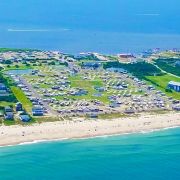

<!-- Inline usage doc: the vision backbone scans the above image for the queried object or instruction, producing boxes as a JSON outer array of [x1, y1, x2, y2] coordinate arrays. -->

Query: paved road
[[19, 76, 58, 116]]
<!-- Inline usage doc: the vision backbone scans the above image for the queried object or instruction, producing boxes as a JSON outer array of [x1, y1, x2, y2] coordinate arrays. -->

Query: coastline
[[0, 112, 180, 147]]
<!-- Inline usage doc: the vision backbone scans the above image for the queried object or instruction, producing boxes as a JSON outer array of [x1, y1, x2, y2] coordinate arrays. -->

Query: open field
[[11, 86, 32, 112], [145, 74, 180, 100]]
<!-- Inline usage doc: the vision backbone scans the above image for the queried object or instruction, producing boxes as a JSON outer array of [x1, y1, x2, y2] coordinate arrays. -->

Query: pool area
[[6, 69, 33, 75]]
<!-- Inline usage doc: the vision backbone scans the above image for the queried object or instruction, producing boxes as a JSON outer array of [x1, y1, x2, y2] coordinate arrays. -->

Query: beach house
[[4, 106, 14, 120], [32, 106, 44, 116], [168, 81, 180, 92]]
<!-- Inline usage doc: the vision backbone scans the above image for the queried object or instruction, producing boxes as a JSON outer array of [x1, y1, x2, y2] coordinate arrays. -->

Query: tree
[[4, 60, 12, 64], [48, 61, 56, 65]]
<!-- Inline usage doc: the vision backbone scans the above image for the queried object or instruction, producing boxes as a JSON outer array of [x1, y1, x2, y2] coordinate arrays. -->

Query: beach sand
[[0, 112, 180, 147]]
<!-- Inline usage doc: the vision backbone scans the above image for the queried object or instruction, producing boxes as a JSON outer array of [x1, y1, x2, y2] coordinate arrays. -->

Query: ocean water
[[1, 128, 180, 180], [0, 0, 180, 54]]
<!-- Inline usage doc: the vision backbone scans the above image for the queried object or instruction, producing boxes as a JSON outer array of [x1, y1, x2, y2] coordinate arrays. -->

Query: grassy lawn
[[11, 86, 32, 113], [3, 120, 16, 126], [98, 113, 127, 120], [146, 74, 180, 100], [0, 101, 15, 107], [3, 65, 33, 71], [68, 75, 111, 103]]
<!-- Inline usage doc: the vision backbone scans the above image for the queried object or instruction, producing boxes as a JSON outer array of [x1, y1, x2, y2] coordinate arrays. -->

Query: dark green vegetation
[[11, 87, 32, 112], [103, 61, 163, 78], [75, 54, 99, 61], [0, 72, 17, 103], [103, 61, 180, 100], [0, 48, 37, 52], [154, 58, 180, 76]]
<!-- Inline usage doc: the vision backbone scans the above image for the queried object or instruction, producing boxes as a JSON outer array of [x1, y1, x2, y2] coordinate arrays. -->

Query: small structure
[[32, 106, 44, 116], [16, 102, 23, 111], [19, 114, 31, 122], [172, 104, 180, 111], [118, 53, 135, 58], [82, 62, 101, 69], [168, 81, 180, 92], [0, 83, 7, 91], [4, 106, 14, 120], [124, 108, 135, 114], [89, 113, 98, 118]]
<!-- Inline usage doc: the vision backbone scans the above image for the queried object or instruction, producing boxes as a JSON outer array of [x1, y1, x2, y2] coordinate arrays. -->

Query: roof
[[32, 105, 43, 110], [5, 106, 12, 111], [168, 81, 180, 86], [20, 115, 31, 122], [0, 83, 6, 87]]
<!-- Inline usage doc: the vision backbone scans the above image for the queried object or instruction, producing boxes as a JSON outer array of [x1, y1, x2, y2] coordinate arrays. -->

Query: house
[[4, 112, 14, 120], [168, 81, 180, 92], [0, 83, 7, 91], [0, 90, 9, 96], [19, 114, 31, 122], [94, 86, 106, 92], [5, 106, 13, 113], [172, 104, 180, 111], [32, 106, 44, 116], [109, 102, 120, 108], [106, 68, 127, 74], [82, 62, 101, 69], [4, 106, 14, 120], [124, 108, 135, 114], [16, 102, 23, 111], [89, 113, 98, 118], [118, 53, 135, 58]]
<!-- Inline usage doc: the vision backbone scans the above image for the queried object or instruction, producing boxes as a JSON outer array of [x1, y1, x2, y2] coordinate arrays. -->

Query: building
[[16, 102, 23, 111], [89, 113, 98, 118], [4, 106, 14, 120], [124, 108, 135, 114], [32, 106, 44, 116], [19, 114, 31, 122], [173, 105, 180, 111], [82, 62, 101, 69], [118, 53, 135, 58], [168, 81, 180, 92], [0, 83, 7, 91]]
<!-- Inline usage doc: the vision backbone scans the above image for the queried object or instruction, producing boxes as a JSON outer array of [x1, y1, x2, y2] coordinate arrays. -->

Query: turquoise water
[[0, 0, 180, 53], [1, 128, 180, 180]]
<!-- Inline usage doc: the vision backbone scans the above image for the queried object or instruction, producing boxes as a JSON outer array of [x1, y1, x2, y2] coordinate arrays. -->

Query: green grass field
[[68, 75, 110, 103], [0, 101, 14, 107], [11, 86, 32, 112], [146, 74, 180, 100]]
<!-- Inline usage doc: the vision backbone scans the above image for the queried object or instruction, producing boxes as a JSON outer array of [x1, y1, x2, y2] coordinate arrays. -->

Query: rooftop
[[168, 81, 180, 86]]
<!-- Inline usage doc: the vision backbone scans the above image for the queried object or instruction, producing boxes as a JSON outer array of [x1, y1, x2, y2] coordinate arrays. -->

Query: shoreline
[[0, 112, 180, 147]]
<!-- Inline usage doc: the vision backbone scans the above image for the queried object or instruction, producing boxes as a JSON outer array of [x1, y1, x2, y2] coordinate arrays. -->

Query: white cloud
[[136, 13, 160, 16], [7, 28, 70, 32]]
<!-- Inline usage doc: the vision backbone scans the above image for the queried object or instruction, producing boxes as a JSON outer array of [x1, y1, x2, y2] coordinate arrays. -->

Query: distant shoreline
[[0, 112, 179, 147]]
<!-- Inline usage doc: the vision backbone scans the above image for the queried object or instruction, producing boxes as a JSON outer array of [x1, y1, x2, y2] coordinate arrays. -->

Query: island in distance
[[0, 48, 179, 146]]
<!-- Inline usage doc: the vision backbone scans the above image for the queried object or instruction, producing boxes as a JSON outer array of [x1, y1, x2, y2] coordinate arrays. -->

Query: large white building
[[168, 81, 180, 92]]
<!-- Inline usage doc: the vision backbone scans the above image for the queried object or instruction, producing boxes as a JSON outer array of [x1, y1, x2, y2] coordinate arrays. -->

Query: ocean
[[0, 0, 180, 54], [1, 1, 180, 179], [0, 128, 180, 180]]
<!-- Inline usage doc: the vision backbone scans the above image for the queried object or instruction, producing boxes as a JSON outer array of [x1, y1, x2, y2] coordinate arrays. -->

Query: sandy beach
[[0, 112, 180, 147]]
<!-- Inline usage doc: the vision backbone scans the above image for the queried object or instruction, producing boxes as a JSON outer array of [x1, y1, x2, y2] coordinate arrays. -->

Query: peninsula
[[0, 48, 180, 146]]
